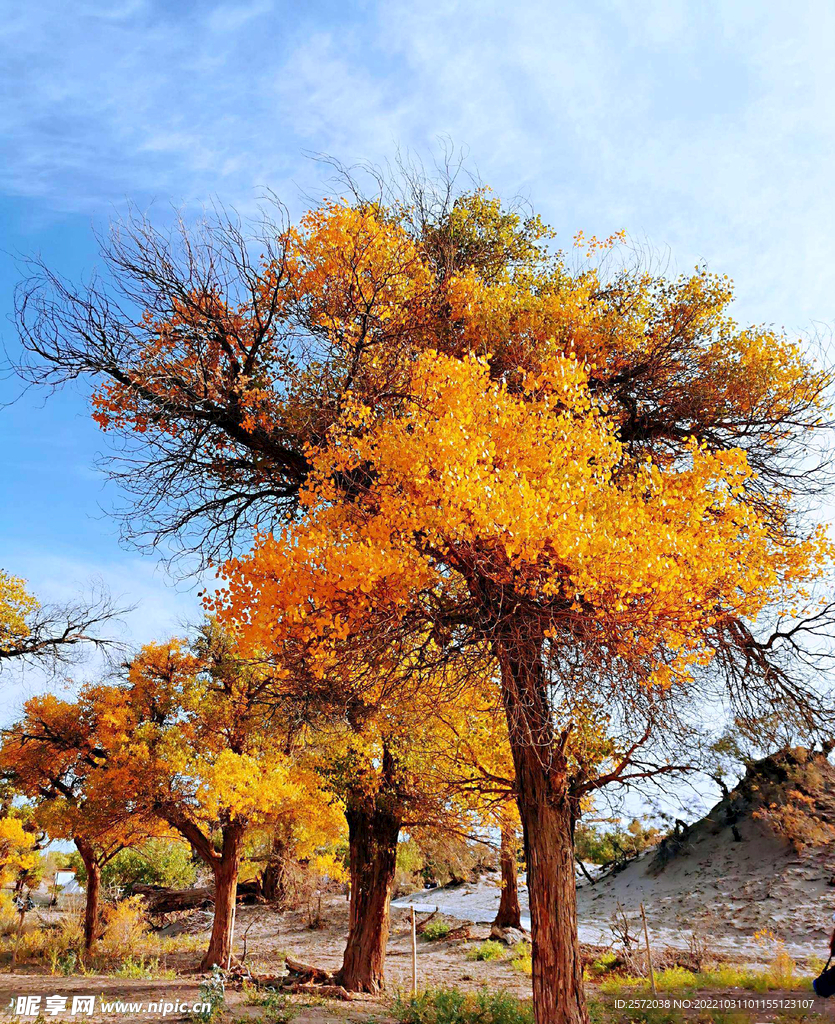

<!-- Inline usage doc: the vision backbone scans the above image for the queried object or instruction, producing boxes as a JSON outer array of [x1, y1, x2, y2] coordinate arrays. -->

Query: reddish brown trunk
[[335, 783, 402, 993], [496, 627, 587, 1024], [200, 824, 243, 971], [494, 822, 522, 929], [75, 838, 101, 953]]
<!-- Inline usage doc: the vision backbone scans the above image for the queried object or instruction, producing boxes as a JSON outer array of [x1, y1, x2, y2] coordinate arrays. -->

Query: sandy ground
[[3, 885, 835, 1022], [395, 816, 835, 963]]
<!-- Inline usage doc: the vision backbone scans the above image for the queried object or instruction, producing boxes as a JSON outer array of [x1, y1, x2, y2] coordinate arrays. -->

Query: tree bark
[[261, 836, 287, 903], [335, 776, 402, 993], [75, 838, 101, 953], [496, 625, 587, 1024], [494, 821, 522, 930], [200, 824, 243, 971]]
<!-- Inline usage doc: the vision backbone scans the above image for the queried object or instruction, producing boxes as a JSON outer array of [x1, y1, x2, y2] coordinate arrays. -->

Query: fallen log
[[132, 880, 262, 915], [284, 956, 333, 985]]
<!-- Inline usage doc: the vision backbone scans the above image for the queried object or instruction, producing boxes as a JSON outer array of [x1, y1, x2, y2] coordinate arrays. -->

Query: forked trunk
[[496, 625, 587, 1024], [200, 824, 243, 971], [75, 838, 101, 953], [336, 782, 402, 993], [493, 822, 522, 930]]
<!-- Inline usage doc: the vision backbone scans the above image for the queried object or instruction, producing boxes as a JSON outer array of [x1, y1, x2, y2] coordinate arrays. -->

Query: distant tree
[[65, 839, 198, 893], [0, 815, 37, 891], [0, 693, 160, 950], [108, 631, 342, 970], [574, 820, 662, 869]]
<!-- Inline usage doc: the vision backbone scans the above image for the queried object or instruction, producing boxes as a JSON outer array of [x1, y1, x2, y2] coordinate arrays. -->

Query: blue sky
[[1, 0, 834, 726]]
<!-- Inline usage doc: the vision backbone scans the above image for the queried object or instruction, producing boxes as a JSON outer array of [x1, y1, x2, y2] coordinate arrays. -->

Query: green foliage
[[465, 939, 506, 961], [397, 838, 425, 875], [393, 988, 533, 1024], [587, 951, 619, 977], [422, 920, 451, 941], [243, 988, 296, 1024], [52, 948, 80, 976], [396, 838, 427, 891], [64, 839, 196, 891], [509, 941, 531, 975], [575, 819, 662, 868], [193, 965, 226, 1023], [596, 963, 817, 997]]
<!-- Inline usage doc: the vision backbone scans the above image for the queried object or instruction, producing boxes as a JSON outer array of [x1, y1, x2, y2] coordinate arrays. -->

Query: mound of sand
[[395, 747, 835, 962]]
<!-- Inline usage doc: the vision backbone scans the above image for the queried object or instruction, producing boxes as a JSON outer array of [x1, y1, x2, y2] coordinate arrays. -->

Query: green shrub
[[422, 920, 451, 941], [65, 839, 197, 892], [509, 941, 531, 975], [653, 967, 698, 992], [394, 988, 533, 1024], [192, 965, 225, 1023], [587, 951, 619, 977], [466, 939, 506, 962]]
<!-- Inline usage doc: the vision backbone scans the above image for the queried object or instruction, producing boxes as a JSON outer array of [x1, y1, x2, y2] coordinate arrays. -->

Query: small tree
[[0, 815, 37, 890], [109, 631, 342, 970], [0, 693, 158, 950]]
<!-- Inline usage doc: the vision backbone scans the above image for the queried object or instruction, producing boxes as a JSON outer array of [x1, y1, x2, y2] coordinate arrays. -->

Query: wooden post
[[410, 906, 417, 995], [227, 899, 237, 970], [12, 905, 25, 966], [640, 903, 657, 996]]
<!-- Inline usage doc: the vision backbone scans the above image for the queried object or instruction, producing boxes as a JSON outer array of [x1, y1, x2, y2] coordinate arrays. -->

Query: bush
[[587, 951, 619, 977], [509, 941, 531, 975], [193, 965, 226, 1023], [394, 988, 533, 1024], [466, 939, 506, 962], [99, 896, 149, 956], [422, 920, 451, 941], [653, 967, 698, 992], [2, 915, 84, 967]]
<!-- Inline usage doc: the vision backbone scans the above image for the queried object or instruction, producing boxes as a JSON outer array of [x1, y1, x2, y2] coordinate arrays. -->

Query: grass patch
[[587, 951, 620, 978], [112, 955, 176, 980], [240, 985, 296, 1023], [394, 988, 533, 1024], [596, 962, 817, 997], [465, 939, 506, 962]]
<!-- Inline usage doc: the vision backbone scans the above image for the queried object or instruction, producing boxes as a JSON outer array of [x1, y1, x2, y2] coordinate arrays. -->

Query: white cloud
[[1, 0, 833, 333]]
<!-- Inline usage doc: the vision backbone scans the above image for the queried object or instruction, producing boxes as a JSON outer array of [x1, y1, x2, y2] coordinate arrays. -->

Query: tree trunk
[[335, 776, 402, 993], [496, 626, 587, 1024], [261, 836, 287, 903], [75, 838, 101, 953], [494, 822, 522, 929], [200, 824, 243, 971]]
